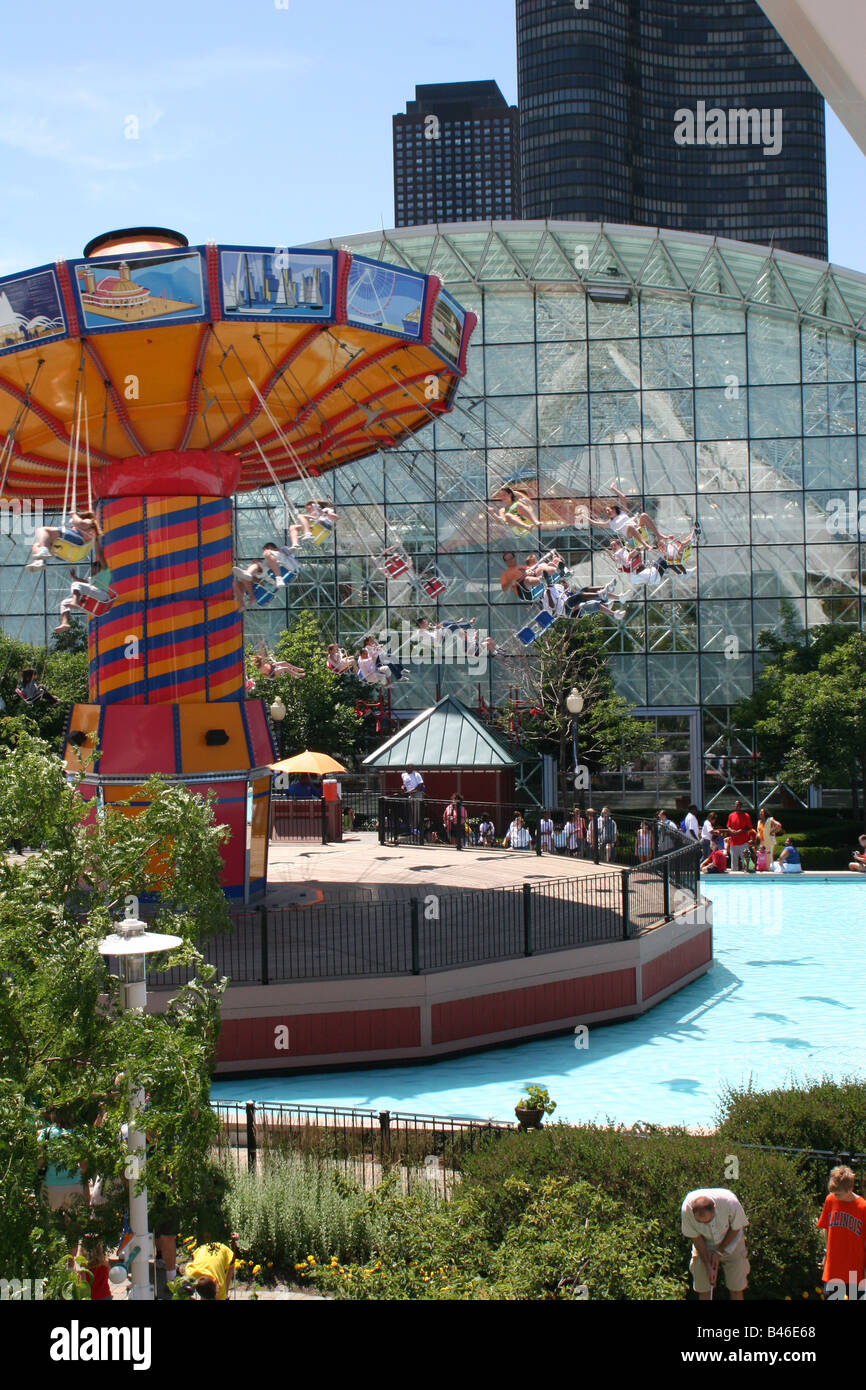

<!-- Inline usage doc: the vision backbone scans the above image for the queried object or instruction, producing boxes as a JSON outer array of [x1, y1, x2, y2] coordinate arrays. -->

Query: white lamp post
[[269, 697, 286, 759], [98, 917, 182, 1301], [566, 688, 586, 806]]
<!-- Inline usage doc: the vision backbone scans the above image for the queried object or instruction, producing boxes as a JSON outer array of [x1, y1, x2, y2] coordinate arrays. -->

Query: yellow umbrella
[[269, 750, 347, 775]]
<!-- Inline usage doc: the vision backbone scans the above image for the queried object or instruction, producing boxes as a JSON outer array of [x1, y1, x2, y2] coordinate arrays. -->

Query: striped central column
[[88, 451, 244, 704]]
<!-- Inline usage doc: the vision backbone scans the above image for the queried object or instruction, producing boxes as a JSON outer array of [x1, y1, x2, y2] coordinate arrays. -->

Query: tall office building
[[393, 81, 521, 227], [517, 0, 828, 258]]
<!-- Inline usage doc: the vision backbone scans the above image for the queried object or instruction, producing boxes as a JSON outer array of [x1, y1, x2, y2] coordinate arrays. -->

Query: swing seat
[[516, 624, 538, 646], [253, 581, 278, 607], [51, 534, 92, 564], [71, 581, 118, 618], [308, 521, 334, 545], [529, 581, 547, 602], [535, 609, 555, 632], [418, 564, 447, 599], [378, 548, 410, 579]]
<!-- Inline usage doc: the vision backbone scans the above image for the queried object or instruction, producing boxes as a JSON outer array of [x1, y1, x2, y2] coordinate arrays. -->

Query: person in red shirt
[[726, 800, 754, 872], [818, 1166, 866, 1298], [700, 840, 728, 874]]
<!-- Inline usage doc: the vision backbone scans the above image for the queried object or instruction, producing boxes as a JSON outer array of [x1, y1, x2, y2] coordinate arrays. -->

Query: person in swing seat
[[495, 486, 541, 537], [251, 639, 305, 680], [27, 511, 104, 571], [261, 543, 300, 588], [290, 499, 338, 547]]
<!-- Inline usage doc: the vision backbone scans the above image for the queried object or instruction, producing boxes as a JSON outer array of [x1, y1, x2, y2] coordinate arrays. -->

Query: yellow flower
[[307, 1256, 316, 1265], [802, 1292, 809, 1299], [266, 1262, 273, 1269], [294, 1263, 305, 1271], [253, 1265, 261, 1276], [815, 1286, 822, 1294]]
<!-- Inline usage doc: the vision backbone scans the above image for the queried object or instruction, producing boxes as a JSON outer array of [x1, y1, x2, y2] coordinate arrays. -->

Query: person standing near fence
[[538, 809, 554, 853], [597, 807, 618, 863], [401, 765, 426, 841], [503, 812, 531, 850], [443, 793, 468, 847]]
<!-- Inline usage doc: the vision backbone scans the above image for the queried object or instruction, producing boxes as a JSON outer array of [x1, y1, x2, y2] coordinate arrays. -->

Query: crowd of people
[[687, 801, 803, 875]]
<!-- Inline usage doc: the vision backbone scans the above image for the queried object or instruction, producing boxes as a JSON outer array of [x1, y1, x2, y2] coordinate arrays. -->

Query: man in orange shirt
[[819, 1166, 866, 1299], [726, 800, 754, 872]]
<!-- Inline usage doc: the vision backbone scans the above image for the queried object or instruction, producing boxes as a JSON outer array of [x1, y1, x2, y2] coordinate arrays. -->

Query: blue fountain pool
[[211, 878, 866, 1129]]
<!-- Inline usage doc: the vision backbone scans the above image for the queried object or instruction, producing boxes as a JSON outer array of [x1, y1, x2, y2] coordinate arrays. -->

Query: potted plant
[[515, 1084, 556, 1130]]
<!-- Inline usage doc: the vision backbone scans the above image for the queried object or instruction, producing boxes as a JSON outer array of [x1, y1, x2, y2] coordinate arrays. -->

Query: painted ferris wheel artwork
[[0, 226, 476, 899]]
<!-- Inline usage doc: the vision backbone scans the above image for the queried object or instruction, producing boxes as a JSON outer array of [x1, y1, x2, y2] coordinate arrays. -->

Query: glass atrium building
[[7, 220, 866, 805]]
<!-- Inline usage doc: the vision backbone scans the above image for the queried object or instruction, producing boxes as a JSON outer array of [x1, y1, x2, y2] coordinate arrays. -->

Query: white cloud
[[0, 49, 311, 171]]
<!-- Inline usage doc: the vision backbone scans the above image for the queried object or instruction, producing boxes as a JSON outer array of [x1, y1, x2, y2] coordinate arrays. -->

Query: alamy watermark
[[0, 498, 44, 537], [373, 621, 491, 675], [674, 101, 783, 157], [825, 492, 866, 537]]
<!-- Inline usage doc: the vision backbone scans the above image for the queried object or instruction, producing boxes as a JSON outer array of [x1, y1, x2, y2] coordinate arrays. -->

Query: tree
[[498, 619, 660, 805], [0, 629, 89, 746], [247, 611, 365, 761], [733, 622, 866, 811], [0, 729, 231, 1283]]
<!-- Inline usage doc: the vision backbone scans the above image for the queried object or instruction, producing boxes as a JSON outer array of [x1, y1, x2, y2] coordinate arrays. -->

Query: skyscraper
[[516, 0, 827, 259], [393, 81, 521, 227]]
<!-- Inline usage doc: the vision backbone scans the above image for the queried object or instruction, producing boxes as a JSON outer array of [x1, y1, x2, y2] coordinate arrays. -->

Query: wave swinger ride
[[0, 227, 475, 897]]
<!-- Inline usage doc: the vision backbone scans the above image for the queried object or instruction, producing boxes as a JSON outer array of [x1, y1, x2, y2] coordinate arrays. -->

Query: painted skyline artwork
[[71, 251, 206, 330], [221, 249, 335, 321], [345, 257, 425, 338], [0, 267, 65, 357], [430, 288, 465, 366]]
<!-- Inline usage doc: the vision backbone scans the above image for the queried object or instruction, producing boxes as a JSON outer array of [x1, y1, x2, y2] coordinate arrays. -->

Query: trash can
[[322, 777, 342, 841]]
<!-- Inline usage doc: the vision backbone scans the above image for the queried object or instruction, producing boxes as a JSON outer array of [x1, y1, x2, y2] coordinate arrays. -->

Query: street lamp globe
[[269, 696, 286, 722], [566, 688, 584, 716]]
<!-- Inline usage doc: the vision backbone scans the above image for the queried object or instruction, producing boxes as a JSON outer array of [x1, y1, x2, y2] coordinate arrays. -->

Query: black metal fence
[[379, 798, 695, 869], [212, 1102, 866, 1206], [213, 1100, 512, 1197], [148, 837, 703, 988]]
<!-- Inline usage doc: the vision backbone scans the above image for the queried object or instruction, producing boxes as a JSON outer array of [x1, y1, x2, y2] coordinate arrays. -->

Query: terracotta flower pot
[[515, 1106, 545, 1130]]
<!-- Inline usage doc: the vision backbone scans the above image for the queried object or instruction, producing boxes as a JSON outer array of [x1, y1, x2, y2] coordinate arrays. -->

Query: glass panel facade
[[7, 222, 866, 806]]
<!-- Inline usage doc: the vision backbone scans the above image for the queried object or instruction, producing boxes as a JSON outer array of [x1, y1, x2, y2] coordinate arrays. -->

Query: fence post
[[523, 882, 533, 956], [320, 797, 328, 845], [245, 1101, 257, 1174], [379, 1110, 391, 1165], [536, 823, 542, 856], [663, 858, 671, 921], [621, 869, 630, 940], [378, 798, 386, 845], [259, 904, 269, 985], [411, 898, 421, 975]]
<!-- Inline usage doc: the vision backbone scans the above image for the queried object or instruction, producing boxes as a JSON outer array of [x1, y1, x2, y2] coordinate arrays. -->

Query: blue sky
[[1, 0, 864, 277]]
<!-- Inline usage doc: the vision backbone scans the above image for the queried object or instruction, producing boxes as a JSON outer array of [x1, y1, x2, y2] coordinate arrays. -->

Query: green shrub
[[305, 1125, 819, 1300], [792, 845, 848, 869], [718, 1077, 866, 1155], [223, 1155, 379, 1269]]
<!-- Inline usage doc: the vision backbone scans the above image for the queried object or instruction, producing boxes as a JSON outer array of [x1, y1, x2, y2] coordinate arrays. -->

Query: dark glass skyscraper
[[393, 81, 521, 227], [517, 0, 827, 259]]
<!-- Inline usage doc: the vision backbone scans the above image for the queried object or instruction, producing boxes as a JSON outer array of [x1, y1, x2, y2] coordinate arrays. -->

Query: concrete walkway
[[263, 831, 618, 906]]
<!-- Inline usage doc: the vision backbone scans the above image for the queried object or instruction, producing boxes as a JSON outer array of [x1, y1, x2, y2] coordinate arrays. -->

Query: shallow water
[[211, 879, 866, 1128]]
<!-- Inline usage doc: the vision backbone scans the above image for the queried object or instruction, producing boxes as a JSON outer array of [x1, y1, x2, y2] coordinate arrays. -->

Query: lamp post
[[97, 916, 182, 1301], [269, 696, 286, 759], [566, 688, 585, 810]]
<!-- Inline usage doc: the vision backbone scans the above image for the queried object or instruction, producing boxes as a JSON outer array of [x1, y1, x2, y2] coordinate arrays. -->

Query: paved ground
[[144, 833, 678, 986], [264, 831, 618, 903]]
